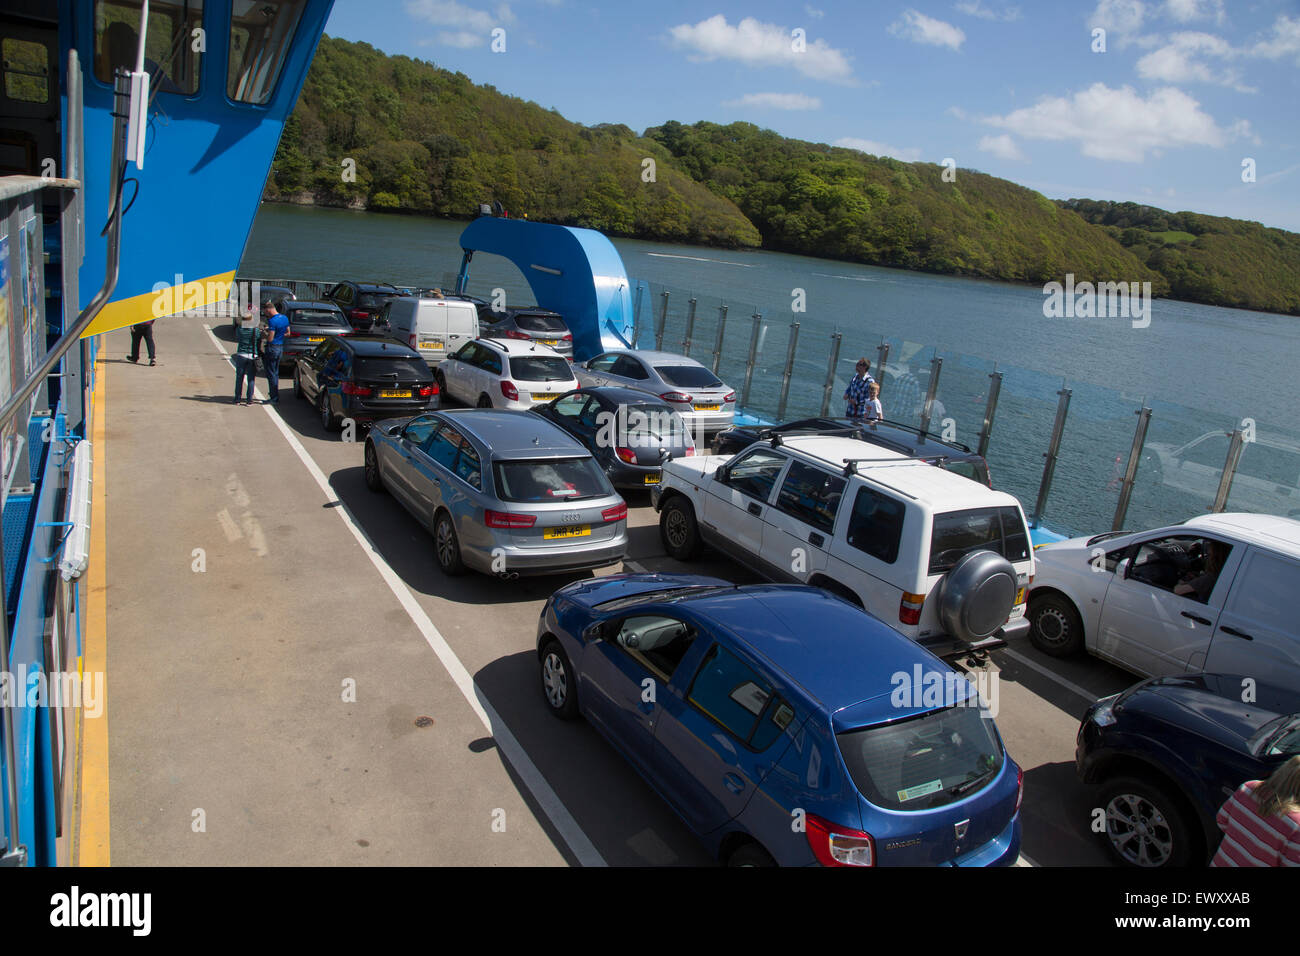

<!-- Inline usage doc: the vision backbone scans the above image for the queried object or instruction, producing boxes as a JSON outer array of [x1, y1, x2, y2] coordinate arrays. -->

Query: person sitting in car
[[1174, 539, 1229, 603]]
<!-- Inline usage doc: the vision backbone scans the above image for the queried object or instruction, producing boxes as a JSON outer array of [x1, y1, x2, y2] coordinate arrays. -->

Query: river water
[[241, 203, 1300, 535]]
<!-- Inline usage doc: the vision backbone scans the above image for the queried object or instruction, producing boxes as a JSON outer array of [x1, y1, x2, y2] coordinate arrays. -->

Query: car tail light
[[1015, 766, 1024, 814], [806, 814, 875, 867], [349, 309, 370, 321], [409, 333, 418, 349], [506, 330, 530, 340], [562, 333, 573, 341], [341, 382, 372, 396], [485, 510, 536, 529], [417, 385, 436, 398], [601, 503, 627, 522], [723, 391, 736, 403], [615, 446, 637, 464], [684, 444, 696, 456], [661, 391, 692, 403], [501, 380, 519, 401], [899, 591, 925, 626]]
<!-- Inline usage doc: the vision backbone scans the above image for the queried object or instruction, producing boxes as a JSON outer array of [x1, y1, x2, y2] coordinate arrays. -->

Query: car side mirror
[[582, 622, 604, 643], [1116, 557, 1131, 579], [715, 464, 730, 483]]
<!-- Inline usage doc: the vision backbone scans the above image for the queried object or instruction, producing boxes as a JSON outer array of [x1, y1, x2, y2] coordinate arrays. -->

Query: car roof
[[284, 300, 339, 311], [611, 350, 705, 366], [578, 386, 675, 407], [679, 585, 958, 718], [1181, 513, 1300, 558], [478, 337, 567, 357], [440, 409, 590, 459], [338, 336, 422, 358]]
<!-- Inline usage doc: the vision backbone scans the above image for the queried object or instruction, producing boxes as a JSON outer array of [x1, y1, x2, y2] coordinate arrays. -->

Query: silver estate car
[[575, 350, 736, 436], [364, 409, 629, 577]]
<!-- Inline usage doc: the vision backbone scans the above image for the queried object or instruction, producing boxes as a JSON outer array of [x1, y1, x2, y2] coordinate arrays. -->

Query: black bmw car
[[294, 335, 439, 434], [1076, 672, 1300, 868]]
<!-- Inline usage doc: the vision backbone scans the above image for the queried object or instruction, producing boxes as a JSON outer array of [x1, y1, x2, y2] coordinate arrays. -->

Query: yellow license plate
[[307, 336, 325, 342], [644, 474, 660, 485], [544, 524, 590, 539], [1014, 587, 1026, 605], [542, 339, 559, 346], [418, 339, 443, 350], [693, 403, 721, 412], [532, 393, 559, 402], [378, 389, 411, 399]]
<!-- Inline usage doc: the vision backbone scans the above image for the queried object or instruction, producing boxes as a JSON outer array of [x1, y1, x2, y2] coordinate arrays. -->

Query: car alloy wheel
[[540, 640, 578, 719], [434, 512, 466, 576], [1106, 791, 1174, 867], [318, 390, 339, 432], [364, 442, 383, 492]]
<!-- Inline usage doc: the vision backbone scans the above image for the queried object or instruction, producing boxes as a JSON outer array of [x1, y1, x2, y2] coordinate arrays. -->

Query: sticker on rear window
[[897, 779, 943, 803]]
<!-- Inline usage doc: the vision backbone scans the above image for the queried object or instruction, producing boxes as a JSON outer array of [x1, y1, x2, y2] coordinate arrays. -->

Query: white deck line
[[201, 324, 606, 867], [999, 647, 1100, 704]]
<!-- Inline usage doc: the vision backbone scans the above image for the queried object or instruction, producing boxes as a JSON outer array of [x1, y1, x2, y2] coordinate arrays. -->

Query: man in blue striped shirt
[[843, 358, 876, 420]]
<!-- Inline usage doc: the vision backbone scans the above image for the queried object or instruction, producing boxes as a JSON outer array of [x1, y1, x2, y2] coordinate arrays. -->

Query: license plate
[[307, 336, 325, 342], [544, 524, 590, 539], [542, 339, 559, 346], [1014, 587, 1026, 605], [693, 403, 721, 412], [532, 393, 559, 402], [418, 339, 443, 350], [378, 389, 411, 399], [644, 474, 660, 485]]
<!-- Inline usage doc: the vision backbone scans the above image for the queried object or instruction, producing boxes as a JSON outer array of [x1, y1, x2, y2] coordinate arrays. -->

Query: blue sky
[[323, 0, 1300, 231]]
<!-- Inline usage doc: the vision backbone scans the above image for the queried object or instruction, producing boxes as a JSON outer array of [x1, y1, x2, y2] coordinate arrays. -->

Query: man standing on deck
[[843, 358, 876, 420], [125, 320, 155, 366], [261, 299, 290, 404], [233, 307, 260, 405]]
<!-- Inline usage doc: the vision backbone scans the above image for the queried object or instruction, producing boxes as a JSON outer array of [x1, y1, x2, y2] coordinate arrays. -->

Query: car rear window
[[509, 356, 573, 382], [838, 705, 1004, 811], [353, 356, 430, 380], [514, 312, 567, 333], [623, 405, 689, 440], [289, 310, 349, 328], [928, 506, 1030, 574], [357, 293, 395, 311], [656, 365, 722, 389], [493, 457, 610, 502]]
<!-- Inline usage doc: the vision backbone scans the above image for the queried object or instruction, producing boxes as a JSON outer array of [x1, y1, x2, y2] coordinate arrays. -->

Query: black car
[[711, 417, 992, 486], [481, 307, 574, 358], [276, 301, 352, 369], [1076, 672, 1300, 868], [323, 281, 410, 331], [530, 386, 696, 488], [231, 283, 295, 331], [293, 335, 439, 433]]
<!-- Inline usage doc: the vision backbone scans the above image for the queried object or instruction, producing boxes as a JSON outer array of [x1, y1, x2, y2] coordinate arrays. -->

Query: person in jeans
[[1210, 755, 1300, 867], [261, 300, 290, 404], [126, 320, 156, 365], [233, 308, 260, 405]]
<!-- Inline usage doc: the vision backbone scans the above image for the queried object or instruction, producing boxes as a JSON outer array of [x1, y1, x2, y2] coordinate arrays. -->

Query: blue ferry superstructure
[[0, 0, 335, 867]]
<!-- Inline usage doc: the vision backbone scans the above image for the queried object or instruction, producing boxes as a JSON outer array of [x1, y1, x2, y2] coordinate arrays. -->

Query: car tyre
[[476, 394, 493, 409], [1098, 776, 1197, 868], [540, 639, 579, 720], [364, 442, 384, 493], [434, 369, 447, 396], [727, 842, 777, 867], [433, 511, 467, 576], [659, 496, 701, 560], [1028, 593, 1084, 657], [318, 389, 341, 432], [293, 367, 303, 400]]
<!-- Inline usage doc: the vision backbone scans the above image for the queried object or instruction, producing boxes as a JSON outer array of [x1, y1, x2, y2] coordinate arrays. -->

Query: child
[[865, 382, 883, 422]]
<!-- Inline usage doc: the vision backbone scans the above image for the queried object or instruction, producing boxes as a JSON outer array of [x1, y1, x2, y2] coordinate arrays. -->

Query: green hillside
[[265, 35, 1300, 315]]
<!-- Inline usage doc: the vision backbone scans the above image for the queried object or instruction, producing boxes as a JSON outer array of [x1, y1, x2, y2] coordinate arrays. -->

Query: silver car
[[364, 409, 629, 577], [575, 350, 735, 436]]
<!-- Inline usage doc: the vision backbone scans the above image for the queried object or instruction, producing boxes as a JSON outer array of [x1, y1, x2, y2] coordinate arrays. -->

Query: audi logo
[[561, 512, 582, 523]]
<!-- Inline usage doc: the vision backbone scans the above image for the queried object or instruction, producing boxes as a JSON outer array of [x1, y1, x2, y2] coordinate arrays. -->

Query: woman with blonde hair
[[1210, 755, 1300, 866]]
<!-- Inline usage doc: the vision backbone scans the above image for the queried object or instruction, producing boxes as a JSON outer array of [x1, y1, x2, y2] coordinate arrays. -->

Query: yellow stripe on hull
[[81, 270, 237, 338]]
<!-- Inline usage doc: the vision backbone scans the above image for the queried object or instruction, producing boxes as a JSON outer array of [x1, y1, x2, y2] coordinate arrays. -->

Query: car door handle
[[809, 532, 825, 547], [1181, 610, 1212, 626], [1220, 625, 1253, 641], [723, 773, 746, 794], [748, 503, 762, 516]]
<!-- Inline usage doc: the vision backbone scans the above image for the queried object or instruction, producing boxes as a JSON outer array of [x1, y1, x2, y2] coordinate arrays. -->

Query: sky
[[322, 0, 1300, 231]]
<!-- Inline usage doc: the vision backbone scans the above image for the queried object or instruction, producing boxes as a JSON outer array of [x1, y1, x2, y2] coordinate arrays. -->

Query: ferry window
[[228, 0, 306, 105], [3, 39, 49, 103], [93, 0, 203, 95]]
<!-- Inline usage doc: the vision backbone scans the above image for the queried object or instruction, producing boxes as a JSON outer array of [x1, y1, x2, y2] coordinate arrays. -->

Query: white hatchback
[[436, 338, 578, 410]]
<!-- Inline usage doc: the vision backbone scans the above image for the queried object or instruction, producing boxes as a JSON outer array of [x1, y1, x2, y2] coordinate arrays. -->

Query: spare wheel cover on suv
[[937, 550, 1017, 642]]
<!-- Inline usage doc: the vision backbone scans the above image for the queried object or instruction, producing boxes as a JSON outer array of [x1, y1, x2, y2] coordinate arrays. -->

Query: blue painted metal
[[2, 497, 34, 619], [456, 218, 635, 361]]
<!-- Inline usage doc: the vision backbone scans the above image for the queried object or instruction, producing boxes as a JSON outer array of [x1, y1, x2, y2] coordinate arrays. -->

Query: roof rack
[[873, 418, 974, 454], [840, 456, 920, 477]]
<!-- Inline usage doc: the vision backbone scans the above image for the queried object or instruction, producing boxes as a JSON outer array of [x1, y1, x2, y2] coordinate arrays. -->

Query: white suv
[[436, 338, 578, 410], [1027, 512, 1300, 691], [651, 434, 1035, 658]]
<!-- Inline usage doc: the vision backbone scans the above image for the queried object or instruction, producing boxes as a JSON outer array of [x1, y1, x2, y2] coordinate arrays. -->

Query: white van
[[383, 297, 479, 367]]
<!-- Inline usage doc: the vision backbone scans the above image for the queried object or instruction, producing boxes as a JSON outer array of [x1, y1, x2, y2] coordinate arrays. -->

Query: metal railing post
[[1032, 385, 1073, 528], [820, 332, 842, 417], [776, 322, 800, 421], [918, 356, 943, 435], [976, 369, 1002, 459], [711, 305, 728, 375], [740, 313, 762, 412], [654, 291, 669, 351], [632, 284, 644, 347], [875, 342, 890, 397], [1212, 430, 1246, 513], [1112, 406, 1152, 531], [681, 297, 697, 357]]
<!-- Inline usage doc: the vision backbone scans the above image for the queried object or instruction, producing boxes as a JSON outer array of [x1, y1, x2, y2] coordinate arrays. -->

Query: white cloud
[[437, 30, 483, 48], [978, 134, 1025, 160], [983, 82, 1246, 162], [667, 15, 855, 83], [834, 137, 923, 162], [955, 1, 1021, 22], [1249, 15, 1300, 61], [406, 0, 514, 44], [1137, 32, 1254, 92], [889, 9, 966, 50], [1163, 0, 1224, 25], [804, 5, 825, 19], [1088, 0, 1146, 36], [724, 92, 823, 110]]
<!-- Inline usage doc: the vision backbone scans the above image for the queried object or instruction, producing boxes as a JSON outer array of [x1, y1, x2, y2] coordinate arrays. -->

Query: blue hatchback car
[[536, 574, 1024, 866]]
